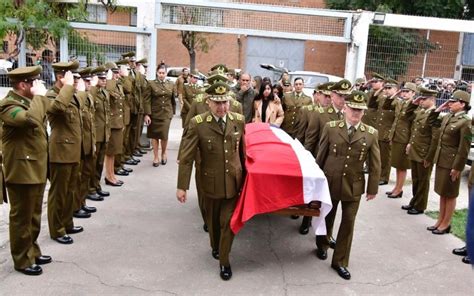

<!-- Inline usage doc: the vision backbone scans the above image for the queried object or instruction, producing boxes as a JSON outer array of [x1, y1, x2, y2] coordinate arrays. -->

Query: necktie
[[348, 126, 355, 141], [218, 117, 225, 132], [338, 111, 343, 120]]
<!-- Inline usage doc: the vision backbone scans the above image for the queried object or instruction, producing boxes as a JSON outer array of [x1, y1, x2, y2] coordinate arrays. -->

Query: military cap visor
[[330, 79, 352, 95], [448, 90, 471, 104], [52, 60, 80, 73], [7, 65, 42, 82], [205, 81, 232, 102], [121, 51, 135, 58], [371, 72, 385, 81], [282, 80, 291, 86], [210, 63, 228, 73], [401, 82, 417, 92], [417, 87, 438, 98], [136, 58, 148, 64], [345, 91, 368, 110]]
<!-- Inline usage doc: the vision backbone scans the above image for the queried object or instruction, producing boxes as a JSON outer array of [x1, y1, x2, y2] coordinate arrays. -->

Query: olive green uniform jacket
[[281, 91, 312, 137], [89, 86, 111, 144], [294, 103, 318, 144], [304, 105, 343, 157], [407, 106, 440, 163], [178, 111, 246, 199]]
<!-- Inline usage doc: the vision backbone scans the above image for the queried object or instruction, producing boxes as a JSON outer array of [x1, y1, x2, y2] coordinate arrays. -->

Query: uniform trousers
[[195, 150, 207, 225], [90, 141, 107, 193], [76, 154, 94, 210], [316, 198, 361, 267], [8, 183, 45, 269], [122, 123, 132, 161], [129, 113, 139, 154], [206, 197, 237, 267], [48, 162, 80, 238], [379, 141, 392, 182], [136, 112, 144, 148], [409, 160, 433, 211]]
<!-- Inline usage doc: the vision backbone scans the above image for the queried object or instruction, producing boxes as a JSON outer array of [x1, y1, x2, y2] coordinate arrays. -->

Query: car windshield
[[289, 74, 329, 88]]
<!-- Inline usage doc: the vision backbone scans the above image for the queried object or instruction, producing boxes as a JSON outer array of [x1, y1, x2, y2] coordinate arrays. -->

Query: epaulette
[[228, 113, 234, 121], [206, 115, 212, 122], [368, 126, 375, 134], [232, 100, 240, 106], [327, 107, 334, 114], [195, 115, 203, 124], [307, 105, 313, 111], [195, 94, 204, 103], [329, 121, 336, 128], [360, 125, 366, 132], [235, 113, 244, 121], [462, 114, 471, 120], [318, 107, 324, 113]]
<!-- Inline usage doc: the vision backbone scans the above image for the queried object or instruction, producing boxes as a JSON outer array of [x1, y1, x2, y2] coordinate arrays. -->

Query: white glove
[[76, 78, 86, 92], [31, 80, 47, 96], [90, 75, 99, 87], [106, 69, 113, 80]]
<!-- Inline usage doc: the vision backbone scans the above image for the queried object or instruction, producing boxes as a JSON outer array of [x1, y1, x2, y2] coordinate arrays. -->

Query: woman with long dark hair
[[252, 81, 284, 127]]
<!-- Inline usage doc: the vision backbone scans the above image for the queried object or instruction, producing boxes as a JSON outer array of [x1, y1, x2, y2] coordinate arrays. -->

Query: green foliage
[[426, 209, 468, 241], [68, 30, 105, 66]]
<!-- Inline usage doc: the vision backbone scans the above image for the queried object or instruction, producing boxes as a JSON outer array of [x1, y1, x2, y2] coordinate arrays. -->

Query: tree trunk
[[189, 51, 196, 72]]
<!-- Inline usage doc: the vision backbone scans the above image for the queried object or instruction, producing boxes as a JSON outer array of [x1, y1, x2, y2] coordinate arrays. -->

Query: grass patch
[[425, 209, 468, 241]]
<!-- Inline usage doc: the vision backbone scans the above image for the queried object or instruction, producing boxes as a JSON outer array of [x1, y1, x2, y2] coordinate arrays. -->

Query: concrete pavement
[[0, 115, 473, 295]]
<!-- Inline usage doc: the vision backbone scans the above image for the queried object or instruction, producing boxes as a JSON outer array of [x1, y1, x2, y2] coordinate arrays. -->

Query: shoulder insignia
[[307, 105, 313, 111], [206, 115, 212, 122], [10, 107, 22, 119], [338, 122, 345, 128], [318, 107, 324, 113], [233, 100, 239, 106], [463, 114, 470, 120], [228, 113, 234, 121], [195, 115, 203, 124], [327, 107, 334, 114], [236, 113, 244, 121], [368, 126, 375, 134], [360, 125, 366, 132], [329, 121, 336, 128]]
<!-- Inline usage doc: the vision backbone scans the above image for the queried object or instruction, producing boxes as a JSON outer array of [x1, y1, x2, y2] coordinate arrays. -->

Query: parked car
[[260, 64, 343, 96]]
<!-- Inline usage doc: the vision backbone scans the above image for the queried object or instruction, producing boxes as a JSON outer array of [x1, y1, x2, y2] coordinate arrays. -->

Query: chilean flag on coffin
[[230, 123, 332, 235]]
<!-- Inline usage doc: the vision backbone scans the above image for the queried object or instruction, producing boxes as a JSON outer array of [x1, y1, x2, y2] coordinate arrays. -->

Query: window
[[130, 9, 137, 26], [87, 5, 107, 24]]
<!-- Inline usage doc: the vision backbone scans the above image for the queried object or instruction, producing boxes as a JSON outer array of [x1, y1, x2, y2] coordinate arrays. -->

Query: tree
[[0, 0, 117, 61], [325, 0, 472, 79], [177, 7, 215, 71]]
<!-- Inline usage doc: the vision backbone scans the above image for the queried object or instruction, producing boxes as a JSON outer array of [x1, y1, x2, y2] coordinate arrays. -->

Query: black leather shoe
[[290, 215, 299, 220], [453, 246, 468, 256], [138, 148, 147, 154], [105, 178, 122, 187], [401, 205, 413, 210], [387, 191, 403, 198], [73, 209, 91, 219], [407, 208, 424, 215], [55, 235, 73, 244], [212, 250, 219, 260], [462, 256, 471, 264], [97, 190, 110, 197], [124, 159, 138, 165], [378, 181, 388, 186], [123, 167, 133, 173], [220, 265, 232, 281], [385, 191, 393, 195], [161, 158, 168, 165], [82, 205, 97, 213], [16, 264, 42, 276], [203, 224, 208, 233], [132, 152, 143, 157], [299, 225, 309, 235], [152, 162, 160, 167], [432, 225, 451, 235], [131, 157, 141, 163], [299, 216, 311, 235], [315, 249, 327, 260], [427, 225, 437, 231], [332, 265, 351, 280], [66, 226, 84, 234], [329, 237, 336, 249], [86, 193, 104, 201], [35, 255, 52, 265], [115, 169, 129, 176]]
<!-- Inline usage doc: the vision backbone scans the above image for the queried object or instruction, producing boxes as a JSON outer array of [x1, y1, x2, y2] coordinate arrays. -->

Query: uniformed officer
[[47, 61, 84, 244], [0, 121, 5, 205], [304, 79, 351, 158], [0, 66, 52, 275], [176, 67, 190, 109], [370, 77, 397, 185], [280, 77, 312, 137], [181, 70, 204, 128], [315, 91, 381, 280], [294, 82, 333, 144], [362, 72, 385, 127], [177, 81, 246, 281], [384, 82, 418, 198], [104, 62, 126, 185], [402, 87, 440, 214], [144, 63, 175, 166], [430, 90, 472, 234]]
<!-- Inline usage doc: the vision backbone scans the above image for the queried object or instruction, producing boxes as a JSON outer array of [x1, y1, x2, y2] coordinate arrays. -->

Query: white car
[[260, 64, 343, 97]]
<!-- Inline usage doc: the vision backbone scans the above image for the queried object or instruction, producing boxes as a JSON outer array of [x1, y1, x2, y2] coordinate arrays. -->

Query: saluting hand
[[76, 78, 86, 92], [137, 64, 146, 75], [177, 189, 187, 203], [31, 80, 47, 96], [106, 69, 113, 80], [90, 76, 99, 87], [435, 101, 449, 112], [61, 71, 74, 86], [119, 65, 129, 77]]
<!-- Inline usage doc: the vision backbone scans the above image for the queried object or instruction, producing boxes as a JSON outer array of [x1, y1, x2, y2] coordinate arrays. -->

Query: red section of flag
[[230, 123, 304, 234]]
